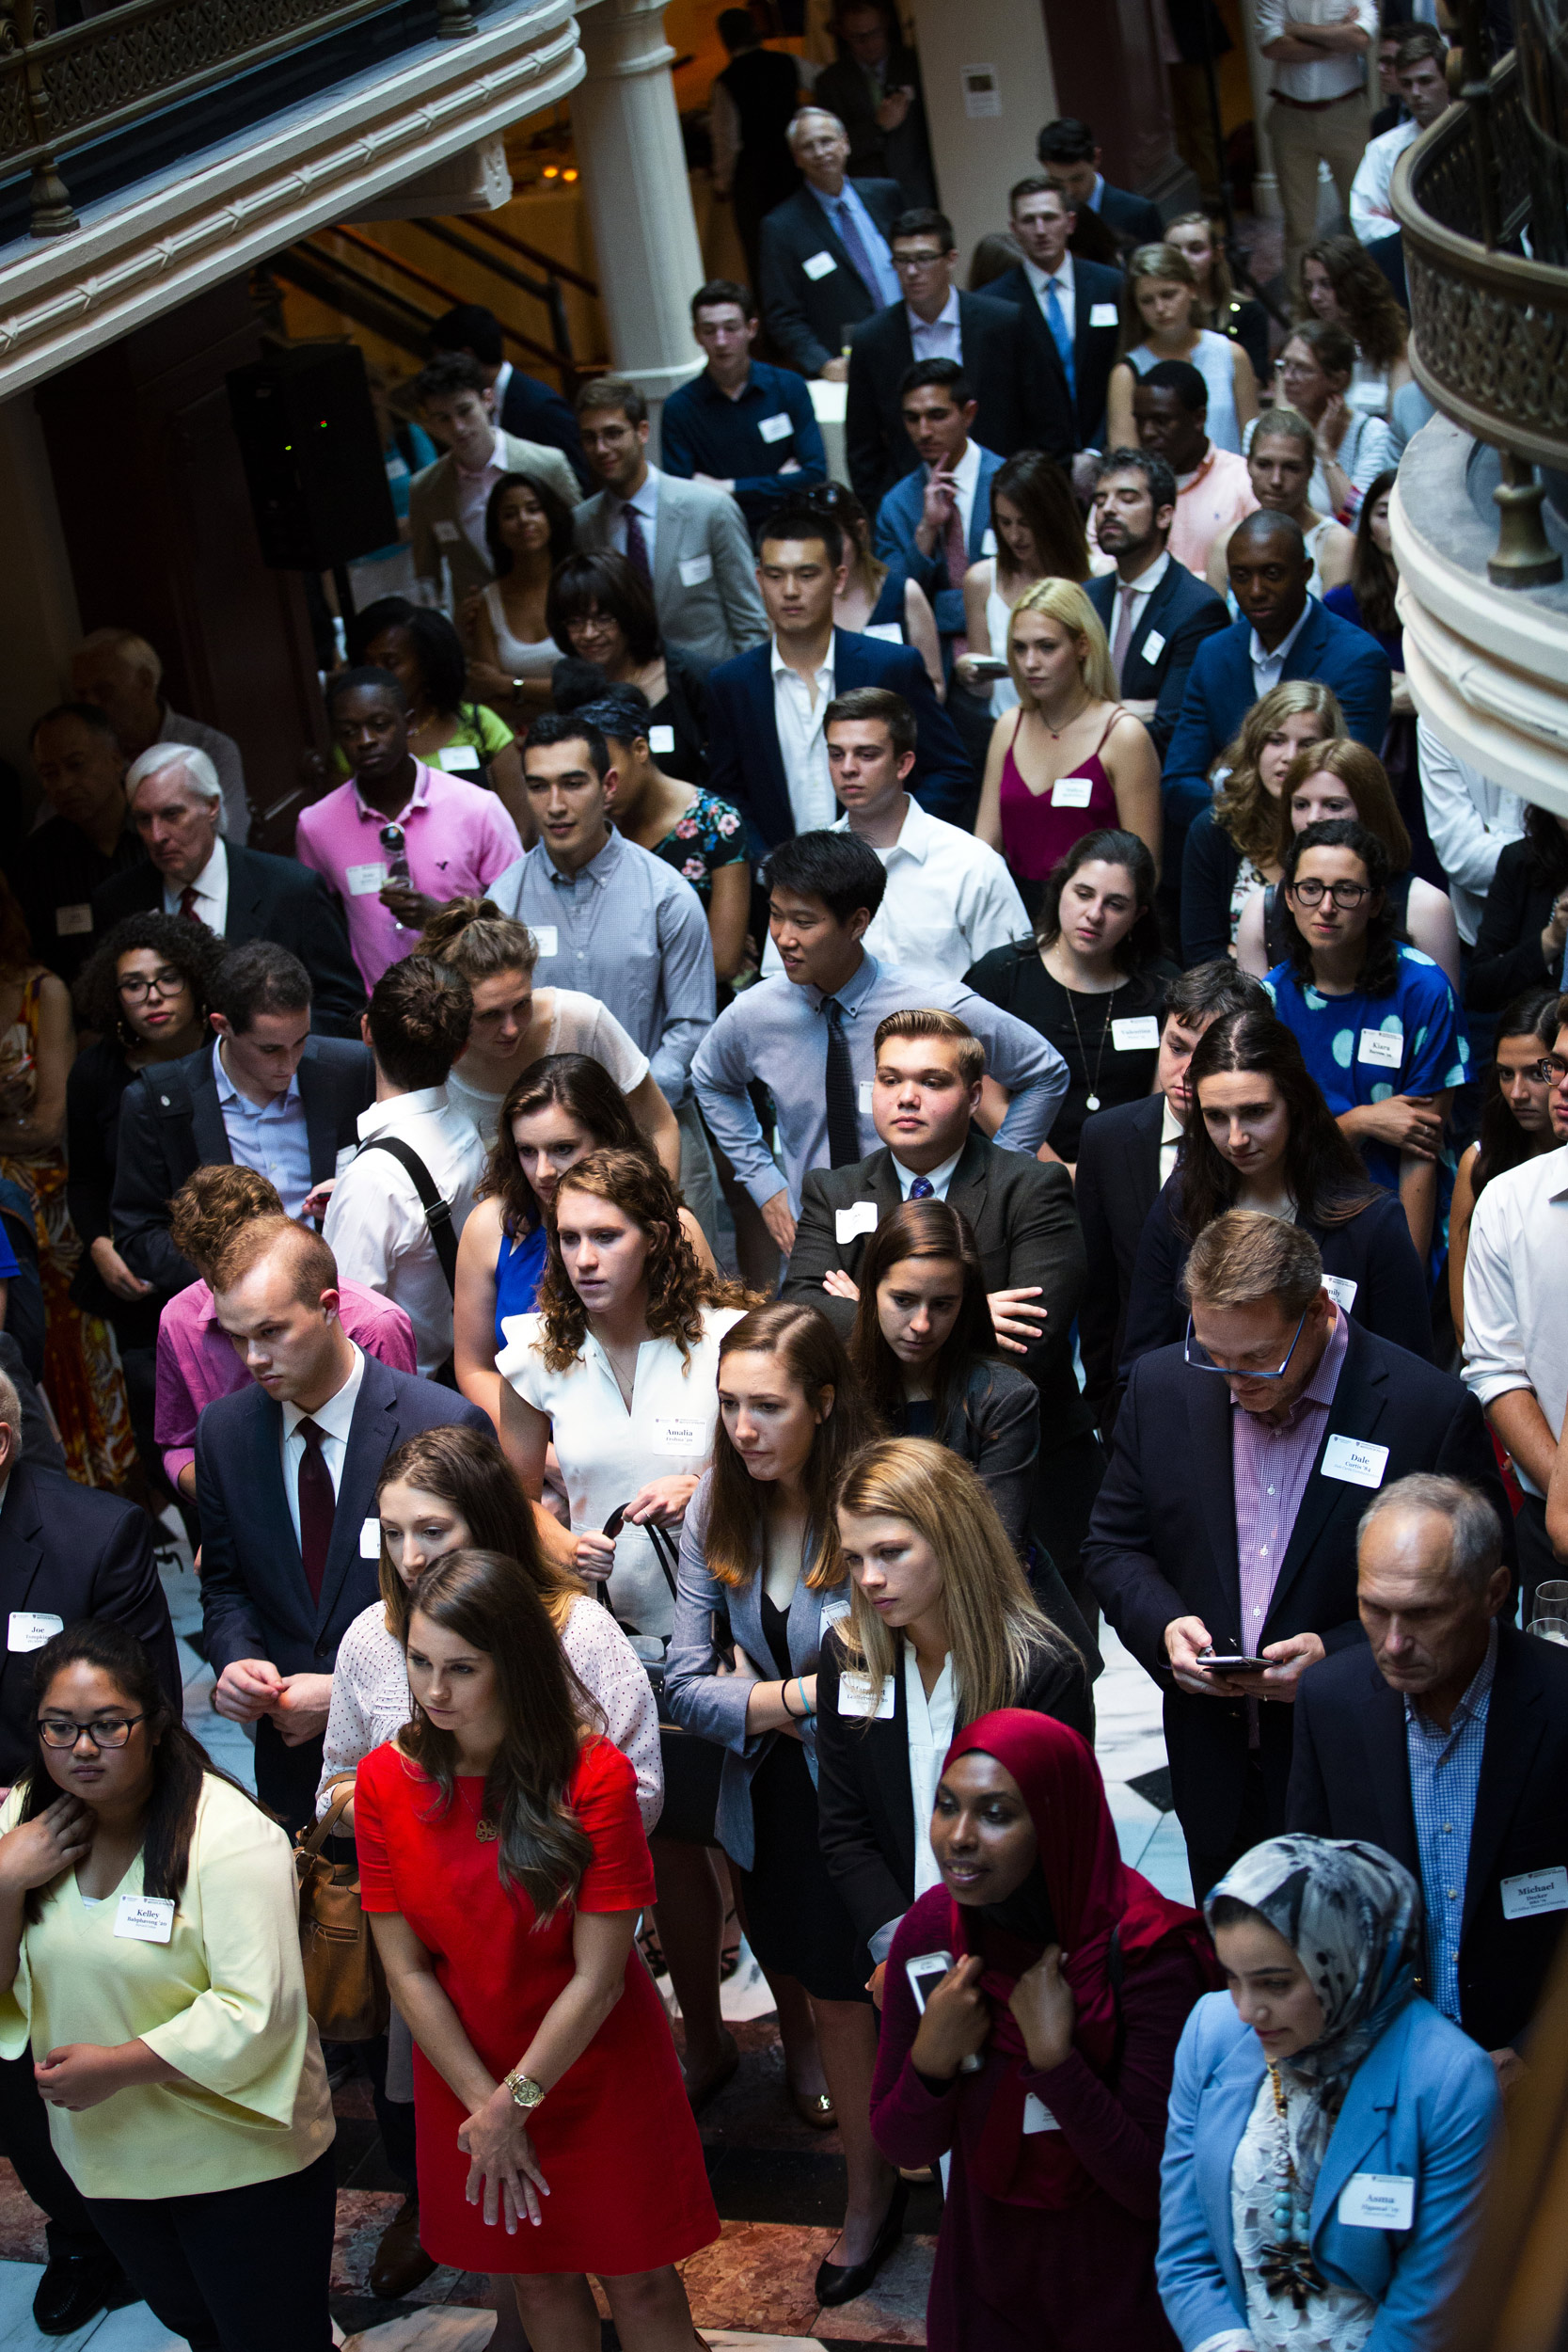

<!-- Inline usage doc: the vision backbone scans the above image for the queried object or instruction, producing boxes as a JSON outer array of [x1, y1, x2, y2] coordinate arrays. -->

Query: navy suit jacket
[[707, 628, 974, 851], [758, 178, 906, 376], [198, 1353, 491, 1684], [1085, 562, 1228, 759], [1097, 181, 1166, 249], [987, 258, 1125, 462], [874, 447, 1004, 640], [846, 293, 1022, 512], [499, 367, 592, 493]]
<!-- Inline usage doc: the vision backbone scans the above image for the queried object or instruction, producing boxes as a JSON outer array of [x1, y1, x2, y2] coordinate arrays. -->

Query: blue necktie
[[1045, 278, 1076, 400], [908, 1177, 935, 1200], [834, 197, 890, 308]]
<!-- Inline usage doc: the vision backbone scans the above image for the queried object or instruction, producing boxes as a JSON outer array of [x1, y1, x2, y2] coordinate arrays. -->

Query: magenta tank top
[[999, 708, 1123, 881]]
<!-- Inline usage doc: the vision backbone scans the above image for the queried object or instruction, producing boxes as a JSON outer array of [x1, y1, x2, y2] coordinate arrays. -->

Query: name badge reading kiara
[[836, 1202, 879, 1245], [1322, 1435, 1389, 1489], [837, 1670, 895, 1721], [1358, 1027, 1403, 1069], [758, 412, 794, 443], [1338, 2173, 1415, 2231], [115, 1894, 175, 1945]]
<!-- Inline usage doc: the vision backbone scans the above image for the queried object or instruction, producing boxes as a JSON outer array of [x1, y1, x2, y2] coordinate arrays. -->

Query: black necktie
[[823, 998, 861, 1168], [296, 1418, 336, 1606]]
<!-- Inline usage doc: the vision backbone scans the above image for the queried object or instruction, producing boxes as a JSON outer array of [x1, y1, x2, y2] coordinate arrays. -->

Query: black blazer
[[64, 1040, 161, 1343], [782, 1129, 1092, 1442], [914, 1358, 1039, 1559], [92, 843, 366, 1040], [0, 1460, 181, 1783], [1081, 1320, 1514, 1859], [1074, 1089, 1166, 1432], [198, 1353, 490, 1687], [499, 368, 592, 494], [816, 1624, 1094, 1950], [987, 258, 1125, 462], [1084, 563, 1228, 760], [758, 177, 906, 376], [1466, 835, 1562, 1014], [1121, 1180, 1435, 1374], [813, 46, 936, 206], [111, 1034, 375, 1296], [1288, 1625, 1568, 2055], [1097, 182, 1166, 251], [846, 291, 1022, 511]]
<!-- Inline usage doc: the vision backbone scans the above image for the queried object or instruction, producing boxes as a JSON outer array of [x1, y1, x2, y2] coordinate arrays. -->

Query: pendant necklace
[[1258, 2063, 1326, 2311], [1038, 688, 1090, 743], [1061, 971, 1115, 1112]]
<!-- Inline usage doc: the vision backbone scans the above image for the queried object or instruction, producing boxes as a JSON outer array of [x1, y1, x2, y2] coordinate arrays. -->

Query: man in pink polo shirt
[[296, 668, 522, 987], [153, 1166, 417, 1498], [1131, 360, 1256, 578]]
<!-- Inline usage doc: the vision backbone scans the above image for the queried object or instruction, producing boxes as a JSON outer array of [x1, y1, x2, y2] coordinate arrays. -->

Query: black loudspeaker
[[226, 342, 398, 571]]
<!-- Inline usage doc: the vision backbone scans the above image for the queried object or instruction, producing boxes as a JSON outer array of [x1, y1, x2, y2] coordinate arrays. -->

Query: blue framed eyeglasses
[[1183, 1307, 1309, 1382]]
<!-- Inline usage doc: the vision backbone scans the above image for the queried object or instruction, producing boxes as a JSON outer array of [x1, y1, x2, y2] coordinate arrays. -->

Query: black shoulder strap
[[356, 1137, 458, 1295]]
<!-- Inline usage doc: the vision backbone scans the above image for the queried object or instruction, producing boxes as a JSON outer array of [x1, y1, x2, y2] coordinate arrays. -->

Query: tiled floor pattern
[[0, 1549, 1180, 2348]]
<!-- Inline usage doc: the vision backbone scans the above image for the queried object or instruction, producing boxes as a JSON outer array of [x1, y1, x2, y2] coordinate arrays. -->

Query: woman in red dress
[[357, 1547, 719, 2349]]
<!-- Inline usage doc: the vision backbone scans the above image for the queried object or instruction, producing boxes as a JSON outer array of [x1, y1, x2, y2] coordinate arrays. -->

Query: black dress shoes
[[370, 2194, 437, 2300], [33, 2250, 137, 2336], [814, 2180, 910, 2308]]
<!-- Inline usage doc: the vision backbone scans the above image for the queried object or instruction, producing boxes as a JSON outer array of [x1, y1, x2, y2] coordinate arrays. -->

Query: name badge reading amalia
[[654, 1415, 705, 1456], [115, 1894, 176, 1944], [1338, 2172, 1415, 2231]]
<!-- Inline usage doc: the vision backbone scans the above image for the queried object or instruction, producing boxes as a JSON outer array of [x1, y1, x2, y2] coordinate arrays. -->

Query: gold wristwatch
[[503, 2068, 546, 2111]]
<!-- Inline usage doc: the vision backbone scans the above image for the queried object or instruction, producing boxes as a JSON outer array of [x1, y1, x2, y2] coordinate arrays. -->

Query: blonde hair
[[1007, 579, 1117, 707], [833, 1439, 1074, 1721], [1120, 242, 1200, 358]]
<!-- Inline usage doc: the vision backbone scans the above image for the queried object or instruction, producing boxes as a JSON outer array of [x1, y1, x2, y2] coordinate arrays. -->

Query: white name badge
[[1022, 2092, 1061, 2134], [1052, 776, 1094, 808], [835, 1201, 880, 1245], [859, 1080, 874, 1115], [654, 1414, 705, 1456], [1358, 1027, 1403, 1069], [820, 1597, 851, 1628], [433, 519, 461, 543], [1338, 2172, 1415, 2232], [1141, 628, 1166, 662], [802, 250, 839, 280], [1322, 1434, 1389, 1489], [837, 1669, 895, 1720], [980, 527, 998, 557], [529, 924, 559, 959], [115, 1893, 175, 1945], [1500, 1866, 1568, 1920], [1322, 1274, 1359, 1312], [678, 554, 714, 588], [346, 862, 388, 897], [863, 622, 903, 643], [359, 1518, 383, 1560], [55, 903, 93, 937], [8, 1613, 63, 1653], [647, 725, 676, 755], [437, 743, 481, 771], [1089, 302, 1119, 327], [1113, 1017, 1160, 1052], [758, 411, 795, 444]]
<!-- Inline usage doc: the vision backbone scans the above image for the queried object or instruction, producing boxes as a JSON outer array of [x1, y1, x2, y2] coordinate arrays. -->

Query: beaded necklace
[[1258, 2062, 1327, 2311]]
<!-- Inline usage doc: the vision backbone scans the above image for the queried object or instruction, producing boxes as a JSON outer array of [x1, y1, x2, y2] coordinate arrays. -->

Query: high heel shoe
[[814, 2181, 909, 2308], [788, 2079, 837, 2131]]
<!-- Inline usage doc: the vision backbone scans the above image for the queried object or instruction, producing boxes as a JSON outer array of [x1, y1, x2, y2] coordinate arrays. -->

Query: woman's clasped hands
[[459, 2088, 552, 2234]]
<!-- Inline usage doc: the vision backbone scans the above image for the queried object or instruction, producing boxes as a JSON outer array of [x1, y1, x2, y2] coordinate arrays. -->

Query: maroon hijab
[[943, 1708, 1212, 2209]]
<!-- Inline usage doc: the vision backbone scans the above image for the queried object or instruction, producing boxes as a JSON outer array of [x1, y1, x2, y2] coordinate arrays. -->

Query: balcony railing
[[0, 0, 479, 242], [1393, 36, 1567, 587]]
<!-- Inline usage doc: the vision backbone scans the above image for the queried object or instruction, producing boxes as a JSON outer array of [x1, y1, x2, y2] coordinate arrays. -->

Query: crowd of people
[[0, 23, 1563, 2352]]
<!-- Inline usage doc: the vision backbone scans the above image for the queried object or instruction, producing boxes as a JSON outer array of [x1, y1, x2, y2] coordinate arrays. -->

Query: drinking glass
[[1527, 1616, 1568, 1646]]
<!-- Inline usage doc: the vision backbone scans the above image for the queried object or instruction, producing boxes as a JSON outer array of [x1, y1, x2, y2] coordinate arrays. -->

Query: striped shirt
[[1405, 1622, 1497, 2024]]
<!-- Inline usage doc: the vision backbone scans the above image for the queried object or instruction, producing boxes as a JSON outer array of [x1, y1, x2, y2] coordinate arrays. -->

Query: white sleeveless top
[[482, 581, 558, 679], [985, 582, 1021, 719]]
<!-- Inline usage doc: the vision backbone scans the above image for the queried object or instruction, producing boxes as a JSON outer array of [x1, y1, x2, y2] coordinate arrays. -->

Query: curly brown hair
[[532, 1147, 749, 1373], [1300, 235, 1409, 371], [72, 911, 228, 1042], [477, 1054, 646, 1237], [167, 1166, 285, 1284]]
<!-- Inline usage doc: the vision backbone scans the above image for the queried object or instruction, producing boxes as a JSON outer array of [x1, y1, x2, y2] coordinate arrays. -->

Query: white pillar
[[1238, 0, 1280, 220], [572, 0, 705, 442], [906, 0, 1056, 265], [0, 393, 81, 796]]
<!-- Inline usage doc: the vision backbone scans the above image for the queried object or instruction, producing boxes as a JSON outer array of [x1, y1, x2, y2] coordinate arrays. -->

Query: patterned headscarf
[[1207, 1834, 1421, 2095]]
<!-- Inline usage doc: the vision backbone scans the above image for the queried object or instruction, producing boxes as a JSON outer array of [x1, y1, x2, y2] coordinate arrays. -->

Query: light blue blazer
[[1158, 1992, 1500, 2352], [662, 1471, 844, 1871]]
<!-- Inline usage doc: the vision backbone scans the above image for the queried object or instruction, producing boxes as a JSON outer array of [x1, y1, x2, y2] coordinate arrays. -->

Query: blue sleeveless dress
[[493, 1223, 549, 1349]]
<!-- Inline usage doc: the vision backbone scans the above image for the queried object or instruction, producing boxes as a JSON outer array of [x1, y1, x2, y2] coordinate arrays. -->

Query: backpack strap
[[356, 1137, 458, 1295]]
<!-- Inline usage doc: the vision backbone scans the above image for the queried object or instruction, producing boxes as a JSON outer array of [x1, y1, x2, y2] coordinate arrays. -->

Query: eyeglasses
[[118, 967, 185, 1000], [1184, 1308, 1309, 1381], [1530, 1056, 1568, 1084], [1285, 878, 1374, 911], [893, 249, 946, 271], [38, 1713, 147, 1750]]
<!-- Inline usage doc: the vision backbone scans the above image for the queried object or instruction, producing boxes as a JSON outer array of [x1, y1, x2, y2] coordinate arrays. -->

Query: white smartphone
[[905, 1948, 983, 2071]]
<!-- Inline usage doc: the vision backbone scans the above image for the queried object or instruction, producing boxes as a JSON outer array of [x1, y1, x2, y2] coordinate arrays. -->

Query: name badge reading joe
[[8, 1613, 63, 1652], [116, 1894, 175, 1944]]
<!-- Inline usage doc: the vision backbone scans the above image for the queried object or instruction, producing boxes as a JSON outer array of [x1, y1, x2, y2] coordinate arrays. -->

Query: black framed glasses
[[117, 967, 185, 1001], [1531, 1055, 1568, 1085], [1285, 878, 1373, 912], [38, 1713, 147, 1751], [1183, 1308, 1309, 1382]]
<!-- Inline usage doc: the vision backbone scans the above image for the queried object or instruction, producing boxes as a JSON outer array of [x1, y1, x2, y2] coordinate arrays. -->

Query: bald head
[[1356, 1477, 1509, 1717], [1227, 510, 1311, 646], [70, 628, 166, 757]]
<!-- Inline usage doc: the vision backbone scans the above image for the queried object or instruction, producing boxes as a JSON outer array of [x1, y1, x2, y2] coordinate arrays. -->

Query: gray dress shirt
[[692, 949, 1069, 1210], [487, 830, 716, 1109]]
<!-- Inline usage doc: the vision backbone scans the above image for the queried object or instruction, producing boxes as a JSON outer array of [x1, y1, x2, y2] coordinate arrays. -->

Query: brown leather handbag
[[293, 1785, 389, 2042]]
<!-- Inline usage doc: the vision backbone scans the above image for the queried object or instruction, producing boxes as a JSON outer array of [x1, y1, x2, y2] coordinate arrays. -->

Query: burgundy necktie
[[295, 1418, 335, 1605], [179, 884, 200, 921], [622, 502, 652, 586], [1111, 583, 1137, 686]]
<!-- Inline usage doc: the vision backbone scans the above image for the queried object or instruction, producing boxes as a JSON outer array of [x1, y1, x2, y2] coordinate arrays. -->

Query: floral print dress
[[648, 789, 747, 907]]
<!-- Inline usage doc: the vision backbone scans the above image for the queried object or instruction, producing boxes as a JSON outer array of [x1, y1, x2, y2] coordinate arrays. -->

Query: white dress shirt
[[1417, 719, 1526, 946], [1023, 251, 1075, 342], [893, 1143, 965, 1202], [1350, 118, 1418, 239], [610, 464, 661, 574], [1249, 603, 1312, 699], [165, 836, 229, 933], [323, 1088, 489, 1379], [836, 798, 1028, 977], [904, 1643, 958, 1898], [770, 634, 837, 834], [455, 427, 510, 564], [281, 1344, 367, 1549], [1256, 0, 1379, 101], [1159, 1095, 1185, 1192], [1462, 1143, 1568, 1497], [908, 287, 962, 365]]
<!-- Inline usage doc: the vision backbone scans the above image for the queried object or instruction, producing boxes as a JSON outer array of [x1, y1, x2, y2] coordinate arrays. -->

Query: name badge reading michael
[[1052, 776, 1093, 808], [529, 925, 559, 960], [802, 250, 838, 279], [678, 554, 714, 588], [360, 1518, 383, 1560], [837, 1670, 895, 1721], [1113, 1017, 1160, 1052], [1338, 2172, 1414, 2231], [115, 1894, 175, 1945], [836, 1202, 879, 1245], [758, 412, 794, 443], [346, 862, 388, 897], [8, 1613, 63, 1653], [1322, 1275, 1359, 1312], [1358, 1027, 1403, 1069], [1501, 1866, 1568, 1920], [654, 1415, 705, 1456], [1142, 628, 1166, 662], [1322, 1435, 1389, 1489], [1022, 2093, 1060, 2134]]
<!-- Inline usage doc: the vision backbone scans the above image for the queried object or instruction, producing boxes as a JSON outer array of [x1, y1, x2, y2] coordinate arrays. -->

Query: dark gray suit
[[758, 177, 904, 376]]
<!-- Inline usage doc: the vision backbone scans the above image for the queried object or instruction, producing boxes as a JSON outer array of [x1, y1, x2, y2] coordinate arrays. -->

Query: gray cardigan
[[662, 1470, 844, 1871]]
